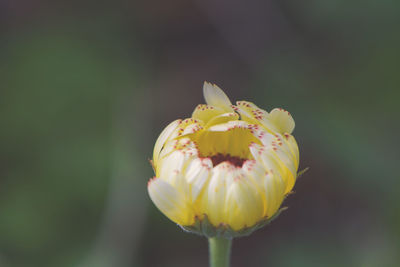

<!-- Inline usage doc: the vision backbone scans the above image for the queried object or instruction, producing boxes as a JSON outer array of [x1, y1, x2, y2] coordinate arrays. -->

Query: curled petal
[[200, 163, 236, 227], [153, 120, 181, 166], [195, 122, 260, 159], [263, 171, 286, 218], [225, 175, 265, 230], [157, 149, 195, 186], [184, 158, 212, 203], [192, 104, 226, 124], [203, 82, 233, 112], [148, 178, 195, 225], [242, 160, 268, 214], [205, 112, 239, 128], [283, 133, 300, 168], [268, 108, 295, 134], [234, 101, 280, 133]]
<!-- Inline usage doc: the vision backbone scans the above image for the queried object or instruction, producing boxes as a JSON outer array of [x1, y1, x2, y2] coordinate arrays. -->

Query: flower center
[[188, 125, 262, 167], [209, 153, 246, 168]]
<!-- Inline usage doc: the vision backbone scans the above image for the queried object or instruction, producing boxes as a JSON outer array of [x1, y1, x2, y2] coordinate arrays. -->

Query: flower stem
[[208, 237, 232, 267]]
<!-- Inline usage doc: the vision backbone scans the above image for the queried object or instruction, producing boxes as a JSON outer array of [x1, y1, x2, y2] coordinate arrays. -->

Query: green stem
[[208, 237, 233, 267]]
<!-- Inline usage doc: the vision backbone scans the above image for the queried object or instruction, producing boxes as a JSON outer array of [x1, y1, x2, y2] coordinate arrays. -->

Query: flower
[[148, 82, 299, 237]]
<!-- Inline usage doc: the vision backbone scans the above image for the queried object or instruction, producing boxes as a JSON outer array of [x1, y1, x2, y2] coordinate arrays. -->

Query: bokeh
[[1, 1, 399, 266]]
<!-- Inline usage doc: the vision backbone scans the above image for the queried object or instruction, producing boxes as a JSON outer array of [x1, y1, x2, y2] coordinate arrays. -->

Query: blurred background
[[1, 0, 399, 266]]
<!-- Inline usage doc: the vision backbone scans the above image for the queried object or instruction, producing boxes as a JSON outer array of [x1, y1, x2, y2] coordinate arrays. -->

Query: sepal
[[297, 167, 309, 179], [180, 207, 287, 238]]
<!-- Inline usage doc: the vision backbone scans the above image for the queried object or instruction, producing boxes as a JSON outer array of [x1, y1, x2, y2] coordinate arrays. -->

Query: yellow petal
[[250, 142, 295, 195], [225, 174, 264, 230], [194, 121, 260, 159], [157, 149, 196, 186], [148, 178, 194, 225], [203, 82, 233, 112], [248, 144, 286, 216], [184, 158, 212, 203], [181, 122, 204, 136], [192, 104, 226, 124], [233, 103, 261, 125], [272, 134, 298, 180], [268, 108, 295, 134], [283, 133, 300, 168], [153, 119, 181, 166], [263, 171, 286, 218], [200, 162, 236, 227], [242, 160, 268, 214], [250, 125, 275, 146], [204, 112, 239, 128]]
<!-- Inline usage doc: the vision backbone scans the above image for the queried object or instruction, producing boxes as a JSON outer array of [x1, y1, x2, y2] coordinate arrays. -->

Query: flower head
[[148, 82, 299, 237]]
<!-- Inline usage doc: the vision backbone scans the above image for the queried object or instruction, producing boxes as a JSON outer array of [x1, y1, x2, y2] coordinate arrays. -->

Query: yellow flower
[[148, 82, 299, 236]]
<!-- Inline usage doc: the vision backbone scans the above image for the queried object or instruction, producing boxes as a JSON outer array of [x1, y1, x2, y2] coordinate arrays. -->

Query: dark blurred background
[[1, 0, 399, 266]]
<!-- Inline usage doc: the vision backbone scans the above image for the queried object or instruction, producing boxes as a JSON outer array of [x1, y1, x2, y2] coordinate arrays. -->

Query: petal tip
[[268, 108, 295, 134], [203, 82, 232, 110]]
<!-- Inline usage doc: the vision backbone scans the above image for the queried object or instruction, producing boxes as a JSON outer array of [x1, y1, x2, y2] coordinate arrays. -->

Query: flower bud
[[148, 82, 300, 238]]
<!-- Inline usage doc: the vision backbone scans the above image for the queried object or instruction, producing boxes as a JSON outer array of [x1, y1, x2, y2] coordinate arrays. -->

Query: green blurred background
[[1, 1, 399, 266]]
